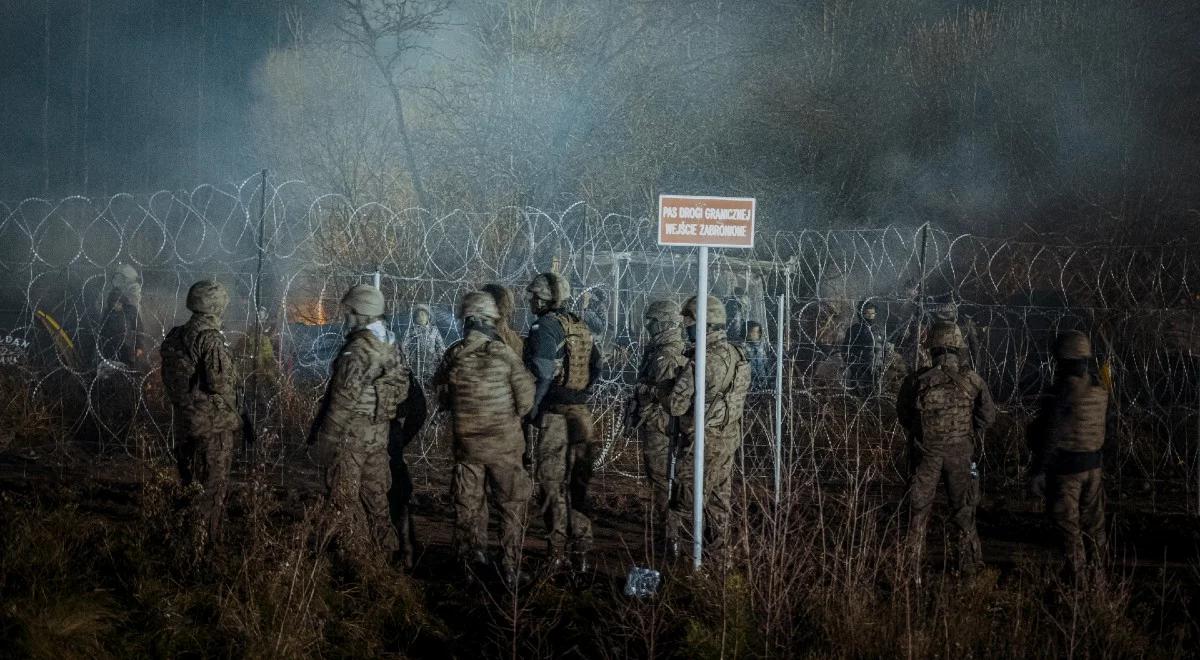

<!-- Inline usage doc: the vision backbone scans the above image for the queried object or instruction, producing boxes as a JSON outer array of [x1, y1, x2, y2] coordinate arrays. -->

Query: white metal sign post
[[658, 194, 756, 570]]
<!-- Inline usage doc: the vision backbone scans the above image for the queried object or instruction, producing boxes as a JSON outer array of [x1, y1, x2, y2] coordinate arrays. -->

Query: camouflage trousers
[[536, 404, 596, 556], [323, 423, 399, 554], [452, 455, 532, 572], [640, 414, 674, 543], [671, 431, 738, 555], [907, 444, 982, 574], [1047, 468, 1106, 585], [174, 422, 235, 547]]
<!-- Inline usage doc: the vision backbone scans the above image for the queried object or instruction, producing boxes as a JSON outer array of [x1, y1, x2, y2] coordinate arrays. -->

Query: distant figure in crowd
[[97, 263, 144, 366], [844, 301, 886, 398], [93, 263, 146, 446], [433, 291, 534, 587], [744, 321, 771, 390], [896, 322, 995, 578], [625, 299, 687, 556], [481, 283, 524, 356], [403, 303, 445, 385], [667, 295, 751, 558], [524, 272, 603, 573], [159, 280, 241, 550], [309, 284, 410, 561], [1028, 331, 1110, 587]]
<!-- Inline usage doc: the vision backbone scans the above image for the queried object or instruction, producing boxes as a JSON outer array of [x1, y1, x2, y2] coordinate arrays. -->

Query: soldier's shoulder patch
[[530, 323, 540, 331]]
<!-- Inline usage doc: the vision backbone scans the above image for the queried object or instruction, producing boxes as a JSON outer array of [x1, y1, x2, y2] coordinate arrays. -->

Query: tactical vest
[[685, 336, 751, 432], [552, 311, 593, 391], [1053, 374, 1108, 453], [160, 325, 201, 408], [914, 364, 976, 447], [343, 331, 408, 423], [446, 334, 523, 440]]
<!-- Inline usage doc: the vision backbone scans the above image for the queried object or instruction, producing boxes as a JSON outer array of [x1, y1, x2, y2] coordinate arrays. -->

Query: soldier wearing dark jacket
[[625, 300, 688, 555], [667, 295, 751, 557], [310, 285, 409, 558], [433, 291, 535, 586], [159, 280, 241, 549], [1028, 331, 1110, 586], [897, 322, 995, 576], [523, 272, 603, 572]]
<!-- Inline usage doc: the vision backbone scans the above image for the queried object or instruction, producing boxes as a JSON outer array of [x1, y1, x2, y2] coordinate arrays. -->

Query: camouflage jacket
[[314, 326, 410, 447], [160, 313, 241, 434], [896, 354, 995, 456], [668, 329, 751, 442], [433, 327, 533, 461]]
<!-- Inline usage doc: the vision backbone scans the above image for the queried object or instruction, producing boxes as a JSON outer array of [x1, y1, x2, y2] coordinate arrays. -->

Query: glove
[[1028, 472, 1046, 499]]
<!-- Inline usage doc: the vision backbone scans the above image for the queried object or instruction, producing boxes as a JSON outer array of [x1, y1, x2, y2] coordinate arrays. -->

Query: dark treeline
[[2, 0, 1199, 238]]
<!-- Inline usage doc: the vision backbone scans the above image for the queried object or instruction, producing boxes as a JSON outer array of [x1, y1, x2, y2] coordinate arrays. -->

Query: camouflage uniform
[[667, 296, 751, 556], [434, 291, 535, 577], [311, 285, 409, 556], [524, 273, 603, 569], [626, 301, 687, 550], [1029, 331, 1109, 585], [160, 280, 241, 547], [896, 323, 995, 575]]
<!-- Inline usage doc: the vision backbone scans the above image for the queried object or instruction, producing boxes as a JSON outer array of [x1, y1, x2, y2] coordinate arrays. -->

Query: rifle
[[665, 415, 681, 505]]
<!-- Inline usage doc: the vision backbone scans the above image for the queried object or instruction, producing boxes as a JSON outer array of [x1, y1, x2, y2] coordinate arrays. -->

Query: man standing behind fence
[[896, 322, 995, 578], [523, 272, 602, 574], [309, 284, 409, 562], [625, 300, 687, 557], [667, 295, 751, 559], [159, 280, 241, 552], [1028, 331, 1110, 588], [433, 291, 534, 587]]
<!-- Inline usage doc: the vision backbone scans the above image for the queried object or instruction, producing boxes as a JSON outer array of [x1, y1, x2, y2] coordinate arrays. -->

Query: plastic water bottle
[[624, 566, 662, 598]]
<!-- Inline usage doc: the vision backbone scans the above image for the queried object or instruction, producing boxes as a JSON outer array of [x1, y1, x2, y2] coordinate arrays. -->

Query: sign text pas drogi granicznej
[[657, 195, 755, 248]]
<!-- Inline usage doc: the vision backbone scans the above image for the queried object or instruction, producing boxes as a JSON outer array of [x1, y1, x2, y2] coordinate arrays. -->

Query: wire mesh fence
[[2, 174, 1198, 512]]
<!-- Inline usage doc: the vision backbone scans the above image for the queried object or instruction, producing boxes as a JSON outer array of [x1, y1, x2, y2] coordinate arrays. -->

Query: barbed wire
[[1, 175, 1198, 512]]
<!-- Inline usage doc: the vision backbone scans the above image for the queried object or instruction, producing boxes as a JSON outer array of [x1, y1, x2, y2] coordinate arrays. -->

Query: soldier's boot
[[459, 548, 490, 581], [570, 549, 591, 575], [544, 547, 569, 576], [958, 532, 984, 577], [502, 563, 532, 591]]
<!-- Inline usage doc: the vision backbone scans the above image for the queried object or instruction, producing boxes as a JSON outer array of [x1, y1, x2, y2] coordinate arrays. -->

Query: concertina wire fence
[[2, 174, 1199, 513]]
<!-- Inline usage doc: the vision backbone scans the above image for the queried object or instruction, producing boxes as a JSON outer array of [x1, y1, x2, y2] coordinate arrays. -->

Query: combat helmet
[[459, 291, 500, 322], [644, 300, 681, 325], [186, 280, 229, 316], [926, 322, 965, 350], [682, 295, 726, 325], [481, 283, 514, 319], [526, 272, 571, 310], [1055, 331, 1092, 360], [341, 284, 385, 317]]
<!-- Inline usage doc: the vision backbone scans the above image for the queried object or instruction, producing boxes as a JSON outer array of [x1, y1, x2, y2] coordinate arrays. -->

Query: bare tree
[[334, 0, 450, 209]]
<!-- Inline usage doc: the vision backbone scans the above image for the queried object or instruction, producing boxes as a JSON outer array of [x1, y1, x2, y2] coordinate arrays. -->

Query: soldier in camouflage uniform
[[159, 280, 241, 548], [310, 284, 409, 558], [1028, 331, 1109, 586], [433, 291, 535, 585], [482, 283, 524, 356], [523, 272, 603, 572], [896, 323, 996, 576], [625, 300, 688, 555], [667, 295, 751, 557]]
